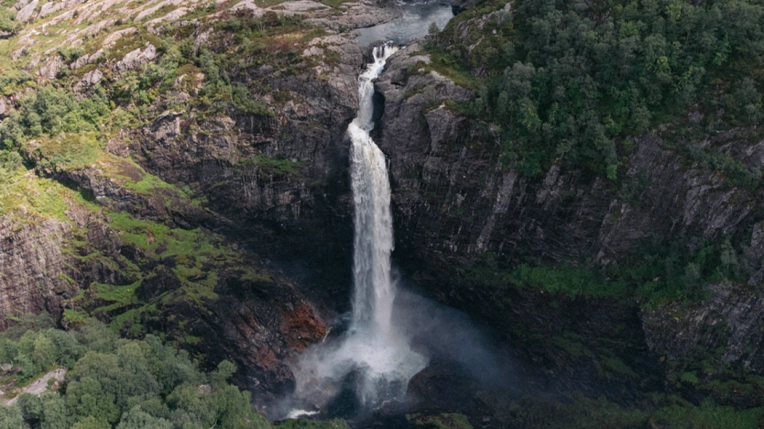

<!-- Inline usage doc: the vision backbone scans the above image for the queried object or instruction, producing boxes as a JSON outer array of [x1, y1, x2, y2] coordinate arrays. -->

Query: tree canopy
[[0, 319, 270, 429], [433, 0, 764, 179]]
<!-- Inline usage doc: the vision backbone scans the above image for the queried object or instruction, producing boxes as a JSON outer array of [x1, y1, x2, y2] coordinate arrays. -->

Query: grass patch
[[62, 309, 89, 327], [414, 54, 480, 91], [28, 132, 102, 172], [94, 281, 140, 306], [235, 154, 302, 177]]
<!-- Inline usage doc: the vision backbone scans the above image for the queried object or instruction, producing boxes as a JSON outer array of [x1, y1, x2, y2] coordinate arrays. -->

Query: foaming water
[[285, 43, 428, 416]]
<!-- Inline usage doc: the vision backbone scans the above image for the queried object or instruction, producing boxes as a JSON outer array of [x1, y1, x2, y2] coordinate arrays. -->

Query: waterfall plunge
[[288, 43, 428, 415]]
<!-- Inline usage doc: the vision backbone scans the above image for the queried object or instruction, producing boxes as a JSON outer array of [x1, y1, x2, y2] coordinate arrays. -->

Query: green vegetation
[[0, 86, 111, 151], [476, 392, 764, 429], [29, 133, 102, 172], [408, 413, 473, 429], [56, 210, 272, 337], [235, 155, 303, 177], [468, 235, 744, 304], [0, 151, 88, 221], [431, 0, 764, 180], [0, 7, 18, 34], [0, 318, 272, 429]]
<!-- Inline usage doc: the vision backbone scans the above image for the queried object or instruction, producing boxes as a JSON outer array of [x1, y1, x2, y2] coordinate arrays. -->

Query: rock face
[[0, 0, 397, 408], [643, 282, 764, 372], [3, 0, 764, 413], [0, 218, 73, 330], [369, 44, 764, 394], [131, 37, 365, 303], [375, 47, 763, 277]]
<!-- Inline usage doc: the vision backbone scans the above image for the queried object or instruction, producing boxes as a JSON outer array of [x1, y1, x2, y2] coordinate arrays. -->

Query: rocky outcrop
[[129, 36, 366, 304], [366, 44, 764, 393], [147, 267, 329, 404], [643, 282, 764, 372], [5, 0, 764, 415], [114, 43, 158, 73], [0, 217, 73, 330], [374, 44, 762, 283]]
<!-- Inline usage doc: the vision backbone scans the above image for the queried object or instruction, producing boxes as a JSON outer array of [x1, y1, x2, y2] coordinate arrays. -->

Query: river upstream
[[355, 0, 454, 46]]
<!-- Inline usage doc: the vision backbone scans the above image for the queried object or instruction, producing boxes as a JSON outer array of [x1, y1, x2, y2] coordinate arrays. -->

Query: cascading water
[[287, 43, 428, 415]]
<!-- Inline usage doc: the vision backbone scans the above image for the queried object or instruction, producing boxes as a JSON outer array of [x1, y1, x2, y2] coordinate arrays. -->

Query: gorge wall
[[2, 0, 764, 419]]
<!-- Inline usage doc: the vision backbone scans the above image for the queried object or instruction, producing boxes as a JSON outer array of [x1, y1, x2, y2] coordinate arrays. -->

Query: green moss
[[109, 304, 159, 337], [235, 154, 302, 177], [550, 334, 594, 358], [600, 355, 638, 379], [241, 268, 272, 284], [121, 169, 174, 194], [510, 264, 630, 298], [183, 335, 201, 345]]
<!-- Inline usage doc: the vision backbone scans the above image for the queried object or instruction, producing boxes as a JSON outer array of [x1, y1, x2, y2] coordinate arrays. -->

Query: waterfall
[[287, 43, 428, 415], [348, 44, 397, 343]]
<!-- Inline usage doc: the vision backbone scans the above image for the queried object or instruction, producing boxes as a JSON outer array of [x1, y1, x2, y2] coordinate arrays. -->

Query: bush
[[0, 319, 272, 429]]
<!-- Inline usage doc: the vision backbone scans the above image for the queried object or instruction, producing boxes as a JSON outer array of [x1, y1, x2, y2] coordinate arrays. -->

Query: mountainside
[[1, 0, 764, 426], [0, 0, 391, 404]]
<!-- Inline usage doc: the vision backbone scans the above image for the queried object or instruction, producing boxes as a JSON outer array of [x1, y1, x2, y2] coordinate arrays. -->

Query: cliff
[[1, 0, 764, 424]]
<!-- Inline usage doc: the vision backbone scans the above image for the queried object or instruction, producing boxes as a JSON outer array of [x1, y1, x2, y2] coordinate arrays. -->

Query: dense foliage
[[0, 86, 112, 150], [433, 0, 764, 178], [0, 317, 269, 429]]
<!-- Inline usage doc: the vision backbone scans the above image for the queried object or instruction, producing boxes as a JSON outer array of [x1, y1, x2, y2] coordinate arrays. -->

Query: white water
[[288, 43, 428, 413]]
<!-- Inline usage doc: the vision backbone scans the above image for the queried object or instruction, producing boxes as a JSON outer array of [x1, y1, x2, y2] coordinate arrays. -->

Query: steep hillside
[[0, 0, 399, 405], [371, 0, 764, 423], [1, 0, 764, 426]]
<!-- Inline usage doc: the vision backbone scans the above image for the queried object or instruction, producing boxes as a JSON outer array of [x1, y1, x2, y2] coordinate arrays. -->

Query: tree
[[0, 404, 28, 429], [116, 407, 172, 429], [65, 377, 121, 424], [71, 416, 110, 429], [40, 392, 69, 429], [32, 335, 57, 372]]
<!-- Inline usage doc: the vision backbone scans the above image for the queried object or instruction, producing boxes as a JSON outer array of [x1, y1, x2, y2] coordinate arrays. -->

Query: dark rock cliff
[[2, 0, 764, 417], [370, 43, 764, 402]]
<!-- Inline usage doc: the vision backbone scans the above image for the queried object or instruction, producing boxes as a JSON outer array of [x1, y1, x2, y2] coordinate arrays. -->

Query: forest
[[0, 316, 344, 429], [431, 0, 764, 181]]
